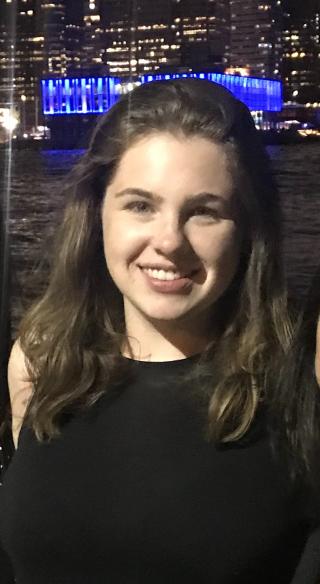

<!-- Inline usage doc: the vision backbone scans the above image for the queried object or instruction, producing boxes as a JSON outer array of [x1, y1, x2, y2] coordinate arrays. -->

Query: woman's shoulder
[[7, 339, 34, 449]]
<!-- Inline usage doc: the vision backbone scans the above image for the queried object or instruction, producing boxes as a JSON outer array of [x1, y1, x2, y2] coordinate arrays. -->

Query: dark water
[[1, 143, 320, 334]]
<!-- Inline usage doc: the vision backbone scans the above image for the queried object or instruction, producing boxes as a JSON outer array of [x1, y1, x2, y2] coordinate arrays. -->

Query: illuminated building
[[41, 75, 122, 114], [0, 0, 84, 133], [41, 72, 282, 115], [0, 0, 45, 132], [82, 0, 106, 73], [169, 0, 230, 73], [96, 0, 230, 79], [100, 0, 177, 78], [282, 9, 320, 104], [0, 0, 15, 109], [41, 71, 282, 146], [229, 0, 283, 78], [39, 0, 66, 76], [41, 71, 282, 143], [64, 0, 83, 75]]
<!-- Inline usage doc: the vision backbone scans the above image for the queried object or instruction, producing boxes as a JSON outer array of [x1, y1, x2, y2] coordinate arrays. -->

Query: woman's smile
[[138, 264, 198, 294]]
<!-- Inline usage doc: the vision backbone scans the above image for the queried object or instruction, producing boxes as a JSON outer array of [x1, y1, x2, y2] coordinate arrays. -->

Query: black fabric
[[290, 527, 320, 583], [0, 354, 317, 583], [0, 545, 15, 584]]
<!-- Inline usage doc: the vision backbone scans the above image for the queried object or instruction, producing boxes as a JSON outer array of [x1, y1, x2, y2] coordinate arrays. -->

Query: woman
[[0, 77, 318, 583]]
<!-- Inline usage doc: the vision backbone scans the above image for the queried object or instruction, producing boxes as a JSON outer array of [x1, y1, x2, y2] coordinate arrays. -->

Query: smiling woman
[[101, 133, 241, 360], [0, 78, 319, 584]]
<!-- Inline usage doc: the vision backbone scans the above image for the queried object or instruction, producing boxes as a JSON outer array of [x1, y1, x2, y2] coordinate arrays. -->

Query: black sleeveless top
[[0, 355, 317, 583]]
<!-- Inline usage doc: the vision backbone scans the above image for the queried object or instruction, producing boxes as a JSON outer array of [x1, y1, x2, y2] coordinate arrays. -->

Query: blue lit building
[[41, 76, 122, 116], [41, 72, 282, 115], [41, 71, 283, 147]]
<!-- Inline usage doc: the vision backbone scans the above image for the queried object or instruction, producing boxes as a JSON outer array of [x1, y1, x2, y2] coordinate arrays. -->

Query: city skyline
[[0, 0, 319, 138]]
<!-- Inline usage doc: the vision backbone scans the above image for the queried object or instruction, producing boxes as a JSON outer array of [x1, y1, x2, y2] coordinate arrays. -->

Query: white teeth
[[143, 268, 183, 281]]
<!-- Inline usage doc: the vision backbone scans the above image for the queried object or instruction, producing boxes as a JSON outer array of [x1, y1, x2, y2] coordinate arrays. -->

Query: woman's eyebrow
[[114, 187, 225, 204]]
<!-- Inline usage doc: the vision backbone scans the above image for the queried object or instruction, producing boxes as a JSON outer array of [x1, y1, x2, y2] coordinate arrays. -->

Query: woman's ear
[[315, 315, 320, 386]]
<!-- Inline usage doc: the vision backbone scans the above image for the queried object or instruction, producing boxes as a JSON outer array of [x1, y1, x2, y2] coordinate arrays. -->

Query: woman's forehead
[[107, 133, 234, 195]]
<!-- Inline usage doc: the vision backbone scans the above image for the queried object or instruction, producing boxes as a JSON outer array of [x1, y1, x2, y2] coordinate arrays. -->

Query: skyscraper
[[172, 0, 230, 73], [39, 0, 66, 76], [0, 0, 16, 110], [99, 0, 230, 79], [0, 0, 44, 132], [82, 0, 107, 73], [99, 0, 175, 78], [64, 0, 84, 75], [282, 7, 320, 103], [229, 0, 283, 78]]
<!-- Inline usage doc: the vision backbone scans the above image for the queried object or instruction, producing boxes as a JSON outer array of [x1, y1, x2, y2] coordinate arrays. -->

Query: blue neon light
[[65, 78, 71, 113], [139, 72, 282, 112], [41, 72, 282, 116]]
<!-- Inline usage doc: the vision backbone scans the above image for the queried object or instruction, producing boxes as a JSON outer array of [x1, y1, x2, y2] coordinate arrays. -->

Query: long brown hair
[[18, 78, 292, 445], [270, 266, 320, 484]]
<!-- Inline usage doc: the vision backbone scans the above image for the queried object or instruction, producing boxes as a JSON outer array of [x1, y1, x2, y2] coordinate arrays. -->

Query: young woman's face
[[101, 132, 242, 333]]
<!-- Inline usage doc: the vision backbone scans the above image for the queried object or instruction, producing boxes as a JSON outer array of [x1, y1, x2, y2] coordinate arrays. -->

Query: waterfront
[[1, 143, 320, 335]]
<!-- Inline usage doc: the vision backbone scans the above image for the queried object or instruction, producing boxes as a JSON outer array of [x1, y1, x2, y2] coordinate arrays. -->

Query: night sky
[[63, 1, 319, 23], [283, 0, 319, 17]]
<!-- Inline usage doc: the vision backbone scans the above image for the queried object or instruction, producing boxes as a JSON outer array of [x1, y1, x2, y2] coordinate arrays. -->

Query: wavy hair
[[270, 266, 320, 485], [18, 78, 293, 448]]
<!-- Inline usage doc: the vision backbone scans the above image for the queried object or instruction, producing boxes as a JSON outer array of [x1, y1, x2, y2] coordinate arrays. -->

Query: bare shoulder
[[7, 338, 34, 449]]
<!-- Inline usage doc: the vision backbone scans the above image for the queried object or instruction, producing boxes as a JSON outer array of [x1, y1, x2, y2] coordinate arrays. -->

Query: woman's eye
[[126, 201, 152, 213], [125, 202, 219, 219], [192, 207, 219, 219]]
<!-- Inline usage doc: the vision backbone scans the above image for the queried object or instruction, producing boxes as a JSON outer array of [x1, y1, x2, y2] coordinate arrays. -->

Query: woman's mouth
[[139, 266, 199, 293]]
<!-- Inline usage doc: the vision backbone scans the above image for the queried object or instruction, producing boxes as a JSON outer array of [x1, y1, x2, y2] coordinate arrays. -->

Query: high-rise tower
[[100, 0, 230, 79], [0, 0, 44, 132], [229, 0, 283, 78], [64, 0, 84, 75], [282, 6, 320, 103], [172, 0, 230, 73], [81, 0, 107, 73], [100, 0, 173, 78], [39, 0, 66, 76], [0, 0, 16, 110]]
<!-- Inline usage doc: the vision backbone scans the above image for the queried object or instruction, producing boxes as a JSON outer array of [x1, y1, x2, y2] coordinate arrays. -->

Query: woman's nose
[[151, 216, 186, 255]]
